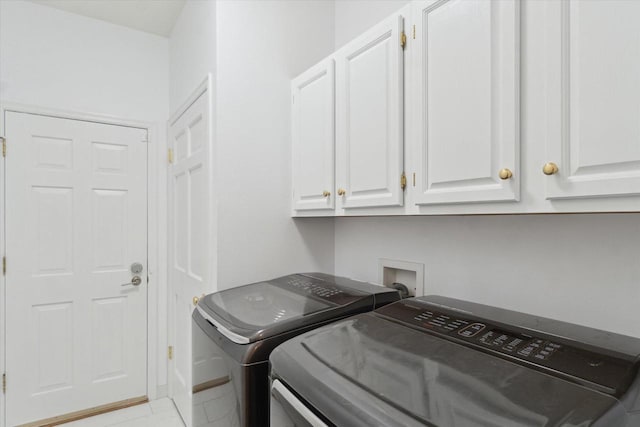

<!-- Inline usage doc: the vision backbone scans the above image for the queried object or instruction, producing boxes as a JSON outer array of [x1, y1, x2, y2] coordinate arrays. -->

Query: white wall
[[215, 0, 336, 288], [335, 0, 409, 48], [332, 0, 640, 338], [0, 1, 168, 122], [0, 0, 170, 394], [335, 215, 640, 337], [169, 0, 216, 112]]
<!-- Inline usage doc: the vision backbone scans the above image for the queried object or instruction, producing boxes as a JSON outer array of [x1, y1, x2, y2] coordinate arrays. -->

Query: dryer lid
[[205, 280, 333, 329], [197, 273, 397, 343]]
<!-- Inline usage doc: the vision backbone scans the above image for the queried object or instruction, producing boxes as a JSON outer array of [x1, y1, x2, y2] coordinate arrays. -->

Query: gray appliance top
[[269, 296, 640, 427], [196, 273, 399, 344]]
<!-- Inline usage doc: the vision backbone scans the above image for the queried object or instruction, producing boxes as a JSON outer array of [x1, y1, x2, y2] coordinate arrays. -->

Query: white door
[[4, 111, 148, 426], [412, 0, 520, 205], [291, 58, 335, 212], [543, 0, 640, 199], [168, 85, 213, 426], [335, 11, 405, 209]]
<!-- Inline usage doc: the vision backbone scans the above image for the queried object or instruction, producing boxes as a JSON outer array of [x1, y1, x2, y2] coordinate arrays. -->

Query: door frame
[[0, 102, 162, 427]]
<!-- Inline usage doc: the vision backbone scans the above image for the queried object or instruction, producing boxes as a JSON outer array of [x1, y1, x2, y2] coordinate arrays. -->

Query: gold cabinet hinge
[[167, 148, 173, 164], [1, 136, 6, 157], [2, 373, 6, 394], [168, 346, 173, 360], [401, 172, 407, 190], [413, 173, 416, 187], [2, 256, 5, 276], [401, 31, 407, 49], [412, 25, 416, 39]]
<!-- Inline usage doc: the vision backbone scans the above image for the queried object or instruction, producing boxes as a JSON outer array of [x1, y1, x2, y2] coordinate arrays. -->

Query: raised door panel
[[292, 59, 335, 212], [544, 0, 640, 199], [413, 0, 520, 205], [336, 13, 405, 209]]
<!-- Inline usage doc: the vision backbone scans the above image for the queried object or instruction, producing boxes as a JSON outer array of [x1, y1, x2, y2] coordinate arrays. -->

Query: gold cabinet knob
[[322, 190, 331, 197], [337, 188, 346, 196], [498, 168, 513, 180], [542, 162, 559, 175]]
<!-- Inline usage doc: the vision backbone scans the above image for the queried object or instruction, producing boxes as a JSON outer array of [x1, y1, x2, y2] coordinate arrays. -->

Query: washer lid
[[270, 313, 630, 427], [198, 273, 398, 343]]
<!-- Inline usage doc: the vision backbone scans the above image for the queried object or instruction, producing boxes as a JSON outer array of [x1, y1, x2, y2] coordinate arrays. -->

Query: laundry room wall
[[166, 0, 336, 391], [331, 0, 640, 338], [0, 0, 171, 395], [334, 0, 410, 49], [0, 0, 169, 122], [214, 0, 336, 288], [169, 0, 216, 113]]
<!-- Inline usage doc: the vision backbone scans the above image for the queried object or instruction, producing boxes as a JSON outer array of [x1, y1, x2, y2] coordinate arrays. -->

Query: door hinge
[[412, 25, 416, 40], [401, 172, 407, 190], [1, 136, 6, 157], [168, 346, 173, 360], [413, 172, 416, 187], [167, 148, 173, 164], [2, 256, 6, 276], [2, 373, 6, 394], [401, 31, 407, 49]]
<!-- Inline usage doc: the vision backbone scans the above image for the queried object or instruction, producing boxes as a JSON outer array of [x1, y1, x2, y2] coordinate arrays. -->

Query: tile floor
[[192, 381, 239, 427], [63, 398, 185, 427]]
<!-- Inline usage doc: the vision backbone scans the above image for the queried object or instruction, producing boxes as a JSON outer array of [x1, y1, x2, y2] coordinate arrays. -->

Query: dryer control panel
[[376, 298, 639, 397]]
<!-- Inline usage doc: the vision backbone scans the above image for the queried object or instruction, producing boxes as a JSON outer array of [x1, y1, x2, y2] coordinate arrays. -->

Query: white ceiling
[[28, 0, 186, 37]]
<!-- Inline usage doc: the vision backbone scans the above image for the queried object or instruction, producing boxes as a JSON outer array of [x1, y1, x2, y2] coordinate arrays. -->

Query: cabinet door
[[292, 59, 335, 211], [335, 13, 405, 209], [412, 0, 520, 205], [544, 0, 640, 200]]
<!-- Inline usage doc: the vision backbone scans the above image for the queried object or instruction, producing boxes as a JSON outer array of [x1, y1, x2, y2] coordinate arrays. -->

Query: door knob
[[498, 168, 513, 180], [121, 276, 142, 287], [193, 296, 199, 306], [337, 188, 346, 196], [542, 162, 559, 175], [322, 190, 331, 197]]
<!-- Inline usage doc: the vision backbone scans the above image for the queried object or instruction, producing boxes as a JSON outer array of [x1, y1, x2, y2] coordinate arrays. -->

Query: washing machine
[[270, 295, 640, 426], [190, 272, 400, 427]]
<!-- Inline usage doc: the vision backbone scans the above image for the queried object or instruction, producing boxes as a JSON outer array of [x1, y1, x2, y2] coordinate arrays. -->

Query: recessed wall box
[[378, 259, 425, 297]]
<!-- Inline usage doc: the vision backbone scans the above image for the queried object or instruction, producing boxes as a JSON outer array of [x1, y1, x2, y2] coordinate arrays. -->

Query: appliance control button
[[458, 323, 486, 337]]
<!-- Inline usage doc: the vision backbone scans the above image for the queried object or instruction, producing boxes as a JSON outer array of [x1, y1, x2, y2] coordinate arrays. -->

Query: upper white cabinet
[[411, 0, 520, 205], [335, 12, 406, 209], [291, 0, 639, 217], [291, 58, 335, 212], [543, 0, 640, 200]]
